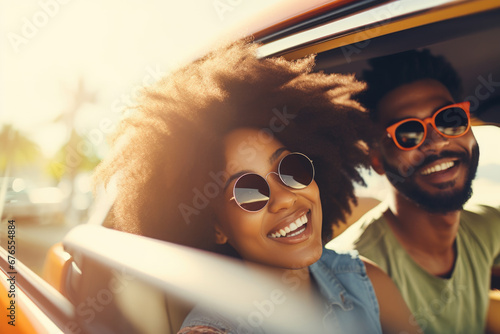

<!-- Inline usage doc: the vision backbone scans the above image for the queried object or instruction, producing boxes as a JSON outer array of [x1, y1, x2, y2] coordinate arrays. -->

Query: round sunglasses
[[385, 102, 471, 150], [230, 152, 315, 212]]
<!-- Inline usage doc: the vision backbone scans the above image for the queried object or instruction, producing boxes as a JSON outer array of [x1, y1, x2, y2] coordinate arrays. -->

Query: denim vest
[[181, 248, 382, 334], [310, 249, 382, 334]]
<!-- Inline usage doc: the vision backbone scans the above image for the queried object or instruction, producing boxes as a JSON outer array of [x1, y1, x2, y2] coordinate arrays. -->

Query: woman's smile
[[214, 128, 323, 269], [267, 210, 312, 244]]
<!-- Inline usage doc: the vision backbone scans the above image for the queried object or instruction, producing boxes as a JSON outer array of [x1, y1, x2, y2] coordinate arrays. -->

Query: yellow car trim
[[262, 0, 500, 60]]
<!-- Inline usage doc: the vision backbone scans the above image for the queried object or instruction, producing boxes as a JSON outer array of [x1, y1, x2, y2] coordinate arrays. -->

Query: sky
[[0, 0, 286, 157]]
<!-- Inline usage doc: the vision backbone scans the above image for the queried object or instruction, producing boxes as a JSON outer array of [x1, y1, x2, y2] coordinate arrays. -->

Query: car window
[[255, 0, 500, 232]]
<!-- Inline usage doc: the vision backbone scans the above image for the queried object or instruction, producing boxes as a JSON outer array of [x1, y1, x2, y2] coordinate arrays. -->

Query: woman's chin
[[280, 247, 323, 270]]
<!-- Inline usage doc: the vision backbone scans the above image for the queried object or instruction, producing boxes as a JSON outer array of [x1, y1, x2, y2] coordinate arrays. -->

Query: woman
[[93, 41, 419, 333]]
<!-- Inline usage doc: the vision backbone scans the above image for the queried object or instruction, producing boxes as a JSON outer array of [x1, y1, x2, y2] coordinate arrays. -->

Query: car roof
[[250, 0, 500, 125]]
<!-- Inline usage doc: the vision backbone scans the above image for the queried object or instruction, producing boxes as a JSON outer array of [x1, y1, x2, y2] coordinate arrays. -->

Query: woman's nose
[[266, 173, 297, 212]]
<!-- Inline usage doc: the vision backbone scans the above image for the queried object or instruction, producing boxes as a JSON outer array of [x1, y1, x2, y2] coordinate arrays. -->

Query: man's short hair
[[360, 49, 462, 121]]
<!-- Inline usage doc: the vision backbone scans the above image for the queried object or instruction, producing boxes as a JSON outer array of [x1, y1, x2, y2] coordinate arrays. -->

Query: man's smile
[[420, 159, 457, 176]]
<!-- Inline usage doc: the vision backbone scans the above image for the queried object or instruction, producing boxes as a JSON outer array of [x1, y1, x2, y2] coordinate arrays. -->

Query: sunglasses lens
[[435, 107, 469, 136], [395, 120, 425, 149], [279, 153, 314, 189], [234, 174, 270, 211]]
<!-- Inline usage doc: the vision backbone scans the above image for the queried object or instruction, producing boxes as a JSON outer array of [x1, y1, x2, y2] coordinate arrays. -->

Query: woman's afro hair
[[93, 40, 374, 252]]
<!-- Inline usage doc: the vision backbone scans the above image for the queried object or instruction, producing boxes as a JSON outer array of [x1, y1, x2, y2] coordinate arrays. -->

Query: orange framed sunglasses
[[385, 101, 471, 151]]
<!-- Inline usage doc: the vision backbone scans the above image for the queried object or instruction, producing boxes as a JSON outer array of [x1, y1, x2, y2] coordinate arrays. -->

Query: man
[[327, 49, 500, 334]]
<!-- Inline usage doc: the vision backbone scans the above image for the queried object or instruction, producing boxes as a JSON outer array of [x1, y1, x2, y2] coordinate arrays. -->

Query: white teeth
[[421, 161, 455, 176], [288, 226, 306, 237], [269, 213, 309, 238]]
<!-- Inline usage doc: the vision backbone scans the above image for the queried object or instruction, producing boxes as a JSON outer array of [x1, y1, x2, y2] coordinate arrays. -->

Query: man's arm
[[362, 257, 421, 334]]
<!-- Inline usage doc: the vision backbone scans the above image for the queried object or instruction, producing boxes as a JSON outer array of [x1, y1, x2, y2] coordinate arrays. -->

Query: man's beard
[[382, 144, 480, 214]]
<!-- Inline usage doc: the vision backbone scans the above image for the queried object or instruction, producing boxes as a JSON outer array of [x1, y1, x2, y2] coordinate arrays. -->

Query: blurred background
[[0, 0, 287, 274], [1, 0, 500, 275]]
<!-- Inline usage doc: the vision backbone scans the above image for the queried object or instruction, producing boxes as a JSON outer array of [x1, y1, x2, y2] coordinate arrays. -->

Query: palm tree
[[0, 124, 40, 219], [50, 78, 99, 215], [49, 129, 101, 181]]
